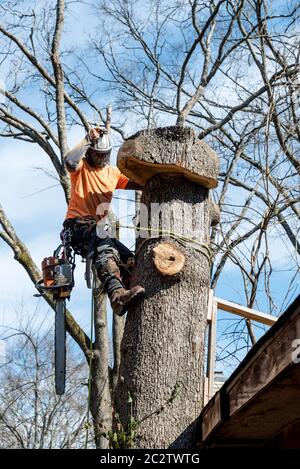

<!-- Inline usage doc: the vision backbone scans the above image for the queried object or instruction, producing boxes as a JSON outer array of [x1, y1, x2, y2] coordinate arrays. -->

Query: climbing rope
[[111, 222, 212, 263], [84, 271, 97, 449]]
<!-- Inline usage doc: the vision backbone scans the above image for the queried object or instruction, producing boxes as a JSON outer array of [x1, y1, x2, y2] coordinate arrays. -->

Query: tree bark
[[116, 126, 219, 449], [111, 314, 125, 396], [90, 290, 112, 449]]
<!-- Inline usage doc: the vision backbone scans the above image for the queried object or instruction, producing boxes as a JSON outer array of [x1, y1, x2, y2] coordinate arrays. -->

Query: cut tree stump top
[[117, 126, 219, 189]]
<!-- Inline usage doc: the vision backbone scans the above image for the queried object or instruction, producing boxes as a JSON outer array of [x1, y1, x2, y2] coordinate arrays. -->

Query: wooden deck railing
[[204, 290, 278, 405]]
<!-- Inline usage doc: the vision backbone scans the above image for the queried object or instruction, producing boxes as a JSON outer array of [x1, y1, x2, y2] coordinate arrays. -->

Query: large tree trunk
[[116, 126, 219, 449]]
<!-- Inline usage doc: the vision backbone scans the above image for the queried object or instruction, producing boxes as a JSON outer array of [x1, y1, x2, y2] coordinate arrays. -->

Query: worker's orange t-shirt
[[65, 159, 129, 220]]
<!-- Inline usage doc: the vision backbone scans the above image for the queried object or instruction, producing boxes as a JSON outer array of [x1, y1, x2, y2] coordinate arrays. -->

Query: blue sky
[[0, 0, 299, 373]]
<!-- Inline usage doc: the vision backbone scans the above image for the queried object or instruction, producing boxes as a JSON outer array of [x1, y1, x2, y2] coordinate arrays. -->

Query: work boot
[[97, 257, 145, 316], [110, 285, 145, 316]]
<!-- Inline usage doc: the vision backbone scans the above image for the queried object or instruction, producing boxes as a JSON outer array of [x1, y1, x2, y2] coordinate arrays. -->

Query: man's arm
[[125, 179, 144, 191], [64, 129, 100, 172], [64, 137, 90, 172]]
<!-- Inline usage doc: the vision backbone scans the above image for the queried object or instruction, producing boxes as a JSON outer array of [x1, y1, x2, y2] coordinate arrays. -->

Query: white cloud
[[0, 247, 32, 301], [0, 140, 65, 226]]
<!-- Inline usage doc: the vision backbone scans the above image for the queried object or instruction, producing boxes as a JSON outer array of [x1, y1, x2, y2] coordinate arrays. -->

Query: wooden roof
[[199, 294, 300, 448]]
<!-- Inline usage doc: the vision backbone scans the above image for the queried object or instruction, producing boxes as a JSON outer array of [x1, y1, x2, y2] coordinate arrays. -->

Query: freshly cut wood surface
[[152, 242, 185, 276]]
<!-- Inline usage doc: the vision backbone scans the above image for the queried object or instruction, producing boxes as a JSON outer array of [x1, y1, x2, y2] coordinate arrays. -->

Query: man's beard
[[86, 149, 110, 168]]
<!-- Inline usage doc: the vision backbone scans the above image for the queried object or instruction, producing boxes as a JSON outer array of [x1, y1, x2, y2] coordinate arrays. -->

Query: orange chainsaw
[[36, 244, 75, 395]]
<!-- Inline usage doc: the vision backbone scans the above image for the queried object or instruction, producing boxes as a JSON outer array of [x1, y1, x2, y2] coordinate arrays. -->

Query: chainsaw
[[35, 244, 75, 395]]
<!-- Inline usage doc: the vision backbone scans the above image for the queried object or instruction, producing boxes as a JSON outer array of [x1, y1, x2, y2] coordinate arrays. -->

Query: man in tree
[[62, 127, 145, 316]]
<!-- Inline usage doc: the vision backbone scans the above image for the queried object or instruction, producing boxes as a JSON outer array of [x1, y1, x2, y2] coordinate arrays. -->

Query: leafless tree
[[0, 0, 299, 447], [0, 307, 90, 449], [90, 0, 299, 348]]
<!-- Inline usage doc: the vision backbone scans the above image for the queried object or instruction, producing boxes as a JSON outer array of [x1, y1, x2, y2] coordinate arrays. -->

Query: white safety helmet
[[89, 128, 112, 155]]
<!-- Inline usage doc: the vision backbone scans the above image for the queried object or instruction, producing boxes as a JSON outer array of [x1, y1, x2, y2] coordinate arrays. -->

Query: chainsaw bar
[[55, 299, 66, 395]]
